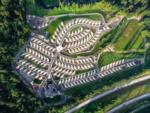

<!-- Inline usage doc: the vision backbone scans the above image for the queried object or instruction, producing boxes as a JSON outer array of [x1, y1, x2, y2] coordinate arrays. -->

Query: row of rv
[[58, 59, 142, 89], [37, 59, 142, 97], [16, 33, 98, 83], [15, 17, 143, 98], [51, 18, 109, 54]]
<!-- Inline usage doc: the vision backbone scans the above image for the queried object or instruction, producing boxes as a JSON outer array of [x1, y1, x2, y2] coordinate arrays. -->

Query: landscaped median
[[129, 102, 150, 113], [107, 92, 150, 113], [65, 70, 150, 113]]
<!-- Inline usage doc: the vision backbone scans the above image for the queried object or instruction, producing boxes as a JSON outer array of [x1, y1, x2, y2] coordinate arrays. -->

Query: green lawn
[[114, 20, 142, 51], [126, 27, 143, 49], [111, 18, 129, 43], [131, 30, 149, 49], [98, 52, 125, 67]]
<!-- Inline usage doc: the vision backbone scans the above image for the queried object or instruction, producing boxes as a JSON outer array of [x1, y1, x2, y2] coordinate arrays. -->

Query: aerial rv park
[[8, 0, 150, 113]]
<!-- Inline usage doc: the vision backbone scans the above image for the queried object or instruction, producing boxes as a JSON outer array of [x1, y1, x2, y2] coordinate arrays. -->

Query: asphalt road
[[107, 93, 150, 113], [65, 75, 150, 113]]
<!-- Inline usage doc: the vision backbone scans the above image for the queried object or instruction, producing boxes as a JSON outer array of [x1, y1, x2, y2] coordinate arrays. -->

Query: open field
[[98, 17, 149, 52], [131, 30, 149, 49], [111, 18, 129, 43], [114, 20, 142, 51]]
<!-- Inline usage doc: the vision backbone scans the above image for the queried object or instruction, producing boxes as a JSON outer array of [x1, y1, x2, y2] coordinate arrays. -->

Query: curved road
[[52, 13, 106, 23], [131, 103, 150, 113], [65, 75, 150, 113], [107, 93, 150, 113], [27, 13, 107, 30]]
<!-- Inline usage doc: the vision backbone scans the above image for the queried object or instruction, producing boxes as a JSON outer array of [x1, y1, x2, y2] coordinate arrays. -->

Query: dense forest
[[0, 0, 150, 113], [40, 0, 149, 12], [0, 0, 43, 113]]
